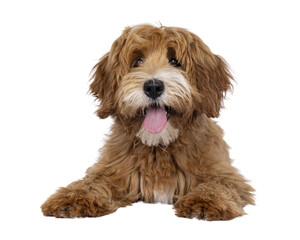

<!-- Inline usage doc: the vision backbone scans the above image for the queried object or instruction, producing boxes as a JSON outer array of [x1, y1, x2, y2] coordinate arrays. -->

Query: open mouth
[[143, 105, 171, 134]]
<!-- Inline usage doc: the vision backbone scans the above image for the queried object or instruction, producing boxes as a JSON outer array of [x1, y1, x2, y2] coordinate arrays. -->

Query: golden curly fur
[[41, 24, 254, 220]]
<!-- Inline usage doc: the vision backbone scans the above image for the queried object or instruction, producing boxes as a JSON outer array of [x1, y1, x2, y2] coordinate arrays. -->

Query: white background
[[1, 0, 299, 239]]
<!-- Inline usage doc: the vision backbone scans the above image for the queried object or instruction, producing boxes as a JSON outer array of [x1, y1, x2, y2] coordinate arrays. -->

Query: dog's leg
[[173, 171, 254, 221], [41, 175, 125, 218]]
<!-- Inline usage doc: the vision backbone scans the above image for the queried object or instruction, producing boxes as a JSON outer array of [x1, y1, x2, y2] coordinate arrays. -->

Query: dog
[[41, 24, 254, 220]]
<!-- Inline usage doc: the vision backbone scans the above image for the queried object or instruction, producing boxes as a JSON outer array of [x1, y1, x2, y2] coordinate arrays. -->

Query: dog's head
[[90, 25, 232, 146]]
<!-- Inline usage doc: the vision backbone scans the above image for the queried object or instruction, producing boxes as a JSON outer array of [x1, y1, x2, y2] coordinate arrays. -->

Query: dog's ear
[[90, 53, 115, 119], [90, 27, 131, 119], [190, 35, 233, 118]]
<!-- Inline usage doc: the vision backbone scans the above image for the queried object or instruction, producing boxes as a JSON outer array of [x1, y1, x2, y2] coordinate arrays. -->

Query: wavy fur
[[41, 25, 254, 220]]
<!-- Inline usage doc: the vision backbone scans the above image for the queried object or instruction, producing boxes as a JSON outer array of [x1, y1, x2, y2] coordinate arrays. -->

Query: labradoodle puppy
[[41, 24, 254, 220]]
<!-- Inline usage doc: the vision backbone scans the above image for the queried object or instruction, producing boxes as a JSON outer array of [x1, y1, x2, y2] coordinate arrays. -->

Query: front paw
[[41, 187, 115, 218], [173, 193, 244, 221]]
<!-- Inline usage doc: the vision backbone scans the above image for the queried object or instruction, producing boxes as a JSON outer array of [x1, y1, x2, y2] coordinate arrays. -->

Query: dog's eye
[[169, 58, 181, 67], [133, 59, 143, 68]]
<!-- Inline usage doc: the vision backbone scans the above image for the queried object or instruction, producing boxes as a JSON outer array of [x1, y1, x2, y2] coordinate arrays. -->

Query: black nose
[[143, 79, 164, 99]]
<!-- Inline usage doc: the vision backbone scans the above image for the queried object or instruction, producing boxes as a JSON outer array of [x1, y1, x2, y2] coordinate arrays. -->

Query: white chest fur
[[153, 189, 173, 204]]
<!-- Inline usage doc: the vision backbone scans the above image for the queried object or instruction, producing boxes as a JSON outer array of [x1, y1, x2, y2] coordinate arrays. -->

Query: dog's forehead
[[119, 26, 196, 61], [125, 25, 192, 47]]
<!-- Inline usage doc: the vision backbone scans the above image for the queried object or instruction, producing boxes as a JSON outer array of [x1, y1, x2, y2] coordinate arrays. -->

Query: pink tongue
[[144, 107, 167, 134]]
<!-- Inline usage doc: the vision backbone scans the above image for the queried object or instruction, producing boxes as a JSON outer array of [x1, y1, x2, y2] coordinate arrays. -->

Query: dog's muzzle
[[142, 79, 168, 134]]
